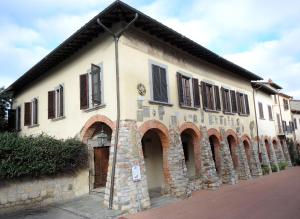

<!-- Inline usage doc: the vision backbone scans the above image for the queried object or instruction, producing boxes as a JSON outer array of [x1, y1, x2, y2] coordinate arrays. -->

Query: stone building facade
[[6, 1, 293, 213]]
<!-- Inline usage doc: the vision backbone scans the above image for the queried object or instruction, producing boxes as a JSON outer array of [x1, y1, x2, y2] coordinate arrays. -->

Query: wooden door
[[94, 147, 109, 188]]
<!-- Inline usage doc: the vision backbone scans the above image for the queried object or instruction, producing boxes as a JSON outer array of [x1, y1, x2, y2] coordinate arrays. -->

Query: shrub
[[0, 132, 88, 180], [271, 164, 279, 172], [261, 164, 270, 175], [278, 161, 288, 170]]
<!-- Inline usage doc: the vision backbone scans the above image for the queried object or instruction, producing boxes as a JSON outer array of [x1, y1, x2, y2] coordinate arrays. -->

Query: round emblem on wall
[[137, 83, 146, 96]]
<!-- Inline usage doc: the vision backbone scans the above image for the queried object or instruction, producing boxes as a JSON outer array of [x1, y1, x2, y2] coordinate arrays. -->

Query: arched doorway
[[141, 128, 168, 198], [272, 140, 278, 150], [209, 135, 221, 174], [243, 140, 252, 173], [87, 122, 112, 189], [181, 131, 196, 177], [227, 135, 239, 170], [265, 139, 271, 160]]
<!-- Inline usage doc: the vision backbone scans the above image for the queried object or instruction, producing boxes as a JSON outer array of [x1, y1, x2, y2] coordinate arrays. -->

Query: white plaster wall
[[119, 30, 256, 137], [254, 90, 276, 137], [13, 33, 117, 139], [292, 113, 300, 142]]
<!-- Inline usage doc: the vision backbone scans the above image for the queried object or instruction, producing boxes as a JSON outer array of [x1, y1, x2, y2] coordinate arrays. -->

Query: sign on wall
[[132, 165, 142, 182]]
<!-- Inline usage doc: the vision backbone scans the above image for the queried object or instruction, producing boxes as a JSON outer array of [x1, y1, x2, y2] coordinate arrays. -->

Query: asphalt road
[[127, 167, 300, 219]]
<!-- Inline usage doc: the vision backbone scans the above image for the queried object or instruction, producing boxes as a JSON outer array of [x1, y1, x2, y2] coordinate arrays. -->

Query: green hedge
[[278, 161, 287, 170], [0, 132, 88, 180], [261, 164, 270, 175]]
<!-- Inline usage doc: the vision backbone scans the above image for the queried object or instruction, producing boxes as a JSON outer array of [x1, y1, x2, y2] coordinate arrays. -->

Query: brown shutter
[[221, 87, 226, 112], [245, 94, 250, 115], [214, 85, 221, 111], [268, 105, 272, 120], [201, 81, 207, 109], [60, 86, 64, 117], [236, 92, 241, 114], [80, 73, 89, 109], [48, 90, 56, 119], [231, 90, 237, 113], [177, 72, 184, 106], [24, 102, 31, 126], [258, 102, 264, 118], [192, 78, 200, 108]]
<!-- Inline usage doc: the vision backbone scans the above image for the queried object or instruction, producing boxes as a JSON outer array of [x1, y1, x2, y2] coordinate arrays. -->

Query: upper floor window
[[80, 64, 103, 110], [201, 81, 221, 111], [150, 63, 169, 103], [268, 105, 273, 120], [294, 118, 298, 130], [237, 92, 250, 116], [282, 120, 287, 132], [258, 102, 264, 119], [177, 72, 200, 108], [24, 98, 38, 126], [221, 88, 237, 114], [273, 95, 277, 104], [48, 84, 64, 119], [283, 99, 289, 110]]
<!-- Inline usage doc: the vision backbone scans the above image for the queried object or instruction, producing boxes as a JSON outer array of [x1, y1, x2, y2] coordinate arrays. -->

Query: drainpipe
[[97, 13, 138, 210], [252, 84, 263, 155]]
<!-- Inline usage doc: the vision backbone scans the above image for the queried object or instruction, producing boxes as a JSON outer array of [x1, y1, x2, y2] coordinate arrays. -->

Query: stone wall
[[0, 170, 89, 214], [249, 139, 263, 177]]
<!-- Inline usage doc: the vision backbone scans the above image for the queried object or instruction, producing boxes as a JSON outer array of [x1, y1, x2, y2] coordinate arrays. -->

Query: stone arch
[[272, 137, 280, 150], [81, 114, 115, 144], [179, 122, 201, 176], [241, 134, 252, 173], [208, 128, 222, 174], [225, 129, 239, 170], [208, 128, 221, 142], [138, 120, 171, 189]]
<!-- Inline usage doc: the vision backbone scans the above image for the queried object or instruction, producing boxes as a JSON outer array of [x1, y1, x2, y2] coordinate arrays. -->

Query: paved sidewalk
[[127, 167, 300, 219]]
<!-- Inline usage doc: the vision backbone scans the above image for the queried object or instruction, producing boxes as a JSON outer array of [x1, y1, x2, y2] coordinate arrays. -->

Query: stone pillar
[[268, 141, 279, 170], [219, 128, 238, 185], [199, 126, 220, 189], [281, 140, 292, 167], [235, 131, 252, 180], [260, 138, 272, 173], [104, 120, 150, 213], [275, 143, 286, 163], [249, 139, 263, 177], [167, 125, 190, 197]]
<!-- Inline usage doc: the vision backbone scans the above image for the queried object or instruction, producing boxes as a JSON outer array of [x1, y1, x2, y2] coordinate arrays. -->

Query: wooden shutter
[[245, 94, 250, 115], [24, 102, 31, 126], [214, 85, 221, 111], [236, 92, 241, 114], [258, 102, 263, 118], [91, 64, 101, 105], [152, 64, 161, 101], [159, 67, 168, 102], [33, 99, 38, 125], [7, 109, 16, 131], [221, 87, 226, 112], [48, 90, 56, 119], [80, 73, 89, 109], [294, 118, 297, 129], [201, 81, 207, 109], [177, 73, 184, 106], [282, 121, 287, 131], [230, 90, 237, 113], [59, 86, 64, 117], [192, 78, 200, 108], [268, 105, 273, 120]]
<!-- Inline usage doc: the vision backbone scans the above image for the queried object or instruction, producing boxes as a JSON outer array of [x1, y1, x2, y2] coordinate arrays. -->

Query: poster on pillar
[[132, 165, 142, 182]]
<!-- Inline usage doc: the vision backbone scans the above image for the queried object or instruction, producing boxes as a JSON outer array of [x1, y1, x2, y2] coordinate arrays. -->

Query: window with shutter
[[182, 76, 191, 106], [231, 90, 237, 113], [221, 88, 231, 113], [258, 102, 264, 119], [32, 98, 38, 125], [192, 78, 200, 108], [151, 64, 168, 103], [268, 105, 273, 120], [282, 121, 287, 132], [48, 90, 56, 119], [201, 81, 208, 109], [214, 85, 221, 111], [177, 73, 184, 106], [91, 64, 101, 105], [80, 73, 89, 109], [24, 102, 31, 126]]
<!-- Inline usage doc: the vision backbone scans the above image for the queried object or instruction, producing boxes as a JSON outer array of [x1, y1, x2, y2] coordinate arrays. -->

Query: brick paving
[[127, 167, 300, 219]]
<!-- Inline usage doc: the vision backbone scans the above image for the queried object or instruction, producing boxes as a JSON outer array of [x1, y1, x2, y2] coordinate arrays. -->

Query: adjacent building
[[5, 1, 295, 212]]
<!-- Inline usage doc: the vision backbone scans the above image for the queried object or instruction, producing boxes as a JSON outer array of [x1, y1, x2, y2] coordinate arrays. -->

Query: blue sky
[[1, 0, 300, 98]]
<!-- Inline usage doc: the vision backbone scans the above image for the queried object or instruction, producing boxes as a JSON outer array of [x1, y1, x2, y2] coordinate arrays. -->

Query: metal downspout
[[97, 13, 138, 210]]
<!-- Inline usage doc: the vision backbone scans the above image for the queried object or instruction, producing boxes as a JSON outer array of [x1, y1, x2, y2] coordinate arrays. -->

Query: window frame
[[88, 63, 104, 108], [237, 92, 250, 116], [283, 99, 289, 110], [221, 87, 236, 114], [55, 84, 65, 119], [149, 60, 172, 106], [202, 81, 220, 112], [31, 97, 38, 126], [15, 106, 21, 131], [268, 105, 273, 121]]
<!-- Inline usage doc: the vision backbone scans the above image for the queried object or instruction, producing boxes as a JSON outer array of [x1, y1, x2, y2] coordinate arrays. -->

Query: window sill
[[179, 105, 199, 110], [84, 104, 106, 112], [259, 118, 265, 120], [52, 116, 66, 122], [204, 109, 220, 113], [239, 113, 249, 117], [149, 100, 173, 107], [223, 112, 236, 115], [28, 124, 39, 128]]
